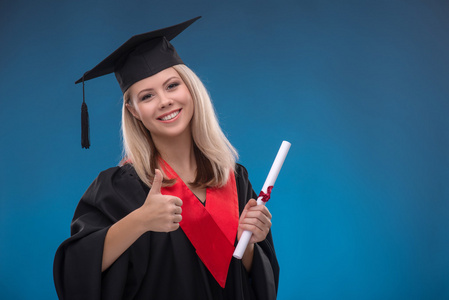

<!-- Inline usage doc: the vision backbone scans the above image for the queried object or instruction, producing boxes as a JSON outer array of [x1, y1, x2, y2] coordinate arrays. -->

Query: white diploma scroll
[[233, 140, 291, 259]]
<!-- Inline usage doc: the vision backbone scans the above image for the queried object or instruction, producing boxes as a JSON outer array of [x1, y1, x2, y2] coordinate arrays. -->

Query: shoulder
[[235, 163, 249, 180], [81, 164, 146, 209], [93, 164, 138, 184], [234, 163, 257, 203], [90, 164, 140, 189]]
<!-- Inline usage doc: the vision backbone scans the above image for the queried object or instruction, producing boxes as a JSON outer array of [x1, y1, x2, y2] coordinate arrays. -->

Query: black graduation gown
[[53, 164, 279, 300]]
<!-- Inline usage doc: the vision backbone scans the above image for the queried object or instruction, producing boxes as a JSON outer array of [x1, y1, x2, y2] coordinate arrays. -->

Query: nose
[[158, 94, 173, 109]]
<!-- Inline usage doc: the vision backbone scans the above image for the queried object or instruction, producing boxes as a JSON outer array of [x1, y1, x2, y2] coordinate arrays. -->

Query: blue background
[[1, 0, 448, 299]]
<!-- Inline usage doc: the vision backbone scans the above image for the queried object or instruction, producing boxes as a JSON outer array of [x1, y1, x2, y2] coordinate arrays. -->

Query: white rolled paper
[[233, 140, 291, 259]]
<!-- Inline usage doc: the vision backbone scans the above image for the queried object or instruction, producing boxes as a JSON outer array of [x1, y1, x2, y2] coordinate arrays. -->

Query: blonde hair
[[121, 64, 238, 188]]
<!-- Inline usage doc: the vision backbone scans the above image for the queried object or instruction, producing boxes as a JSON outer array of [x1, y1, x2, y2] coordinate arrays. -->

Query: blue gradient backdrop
[[1, 0, 448, 299]]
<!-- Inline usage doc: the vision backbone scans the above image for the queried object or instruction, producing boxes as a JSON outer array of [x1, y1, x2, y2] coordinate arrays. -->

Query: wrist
[[241, 243, 255, 272], [130, 208, 149, 235], [245, 243, 254, 255]]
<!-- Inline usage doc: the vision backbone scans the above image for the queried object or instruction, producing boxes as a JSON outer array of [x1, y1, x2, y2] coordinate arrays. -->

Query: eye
[[167, 82, 180, 90], [141, 93, 154, 101]]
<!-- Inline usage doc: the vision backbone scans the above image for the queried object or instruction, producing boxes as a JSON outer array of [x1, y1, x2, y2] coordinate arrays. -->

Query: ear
[[126, 102, 141, 120]]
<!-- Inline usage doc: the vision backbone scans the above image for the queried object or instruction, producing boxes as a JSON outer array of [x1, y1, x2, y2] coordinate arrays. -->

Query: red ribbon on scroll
[[258, 186, 273, 203]]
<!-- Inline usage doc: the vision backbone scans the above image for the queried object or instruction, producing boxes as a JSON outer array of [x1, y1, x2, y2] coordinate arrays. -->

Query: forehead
[[128, 67, 180, 94]]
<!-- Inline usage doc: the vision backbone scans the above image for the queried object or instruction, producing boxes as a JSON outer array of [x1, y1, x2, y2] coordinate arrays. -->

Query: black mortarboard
[[75, 16, 201, 148]]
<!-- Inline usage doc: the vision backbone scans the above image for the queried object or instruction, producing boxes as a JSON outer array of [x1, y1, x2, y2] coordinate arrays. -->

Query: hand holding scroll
[[233, 140, 291, 259], [238, 199, 272, 244]]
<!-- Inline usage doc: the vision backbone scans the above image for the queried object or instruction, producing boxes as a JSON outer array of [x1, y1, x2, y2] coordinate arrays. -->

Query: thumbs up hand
[[137, 169, 183, 232]]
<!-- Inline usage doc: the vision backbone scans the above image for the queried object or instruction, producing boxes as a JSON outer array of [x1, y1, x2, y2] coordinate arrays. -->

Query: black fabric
[[54, 164, 279, 300], [74, 16, 200, 93]]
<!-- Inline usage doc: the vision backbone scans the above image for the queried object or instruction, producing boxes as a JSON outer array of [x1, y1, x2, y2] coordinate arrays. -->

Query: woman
[[54, 17, 279, 300]]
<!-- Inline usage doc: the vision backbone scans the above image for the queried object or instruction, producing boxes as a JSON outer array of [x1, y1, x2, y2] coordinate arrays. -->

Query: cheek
[[184, 91, 194, 110], [136, 102, 157, 119], [186, 99, 195, 120]]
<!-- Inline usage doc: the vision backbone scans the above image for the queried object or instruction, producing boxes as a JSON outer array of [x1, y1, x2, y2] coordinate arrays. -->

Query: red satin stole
[[159, 162, 239, 288]]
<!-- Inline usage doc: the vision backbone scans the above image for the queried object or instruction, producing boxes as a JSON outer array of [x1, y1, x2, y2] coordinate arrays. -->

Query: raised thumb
[[150, 169, 163, 194], [240, 199, 256, 220]]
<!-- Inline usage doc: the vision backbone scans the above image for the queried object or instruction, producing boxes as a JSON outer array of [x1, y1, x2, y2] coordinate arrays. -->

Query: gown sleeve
[[235, 164, 280, 300], [53, 166, 146, 300]]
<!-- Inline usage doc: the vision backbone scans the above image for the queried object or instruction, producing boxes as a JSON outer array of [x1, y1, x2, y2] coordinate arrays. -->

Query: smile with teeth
[[158, 109, 181, 121]]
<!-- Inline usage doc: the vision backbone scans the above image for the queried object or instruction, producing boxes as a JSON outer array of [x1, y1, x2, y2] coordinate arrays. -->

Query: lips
[[157, 109, 181, 121]]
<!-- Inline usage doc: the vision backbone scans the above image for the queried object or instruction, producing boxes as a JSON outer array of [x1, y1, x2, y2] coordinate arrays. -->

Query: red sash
[[160, 161, 239, 288]]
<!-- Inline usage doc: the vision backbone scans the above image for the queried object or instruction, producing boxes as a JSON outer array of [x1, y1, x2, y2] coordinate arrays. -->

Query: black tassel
[[81, 77, 90, 149]]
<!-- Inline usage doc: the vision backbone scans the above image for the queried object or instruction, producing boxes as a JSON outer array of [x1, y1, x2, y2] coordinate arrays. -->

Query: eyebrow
[[137, 76, 180, 98]]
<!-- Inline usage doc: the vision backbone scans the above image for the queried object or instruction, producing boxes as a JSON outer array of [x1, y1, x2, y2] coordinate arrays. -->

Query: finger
[[247, 206, 272, 220], [242, 211, 272, 227], [249, 230, 268, 244], [172, 197, 183, 207], [241, 213, 271, 229], [241, 218, 270, 234], [167, 223, 180, 232], [246, 198, 258, 208], [173, 214, 182, 223], [239, 223, 265, 238], [150, 169, 163, 195], [240, 199, 257, 220], [173, 206, 182, 215], [263, 206, 272, 219]]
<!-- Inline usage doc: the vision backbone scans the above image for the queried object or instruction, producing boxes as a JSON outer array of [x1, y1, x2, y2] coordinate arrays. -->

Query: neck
[[152, 131, 196, 181]]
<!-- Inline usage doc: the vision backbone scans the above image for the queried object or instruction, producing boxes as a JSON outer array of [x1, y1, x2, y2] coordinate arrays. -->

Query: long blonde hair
[[121, 64, 238, 188]]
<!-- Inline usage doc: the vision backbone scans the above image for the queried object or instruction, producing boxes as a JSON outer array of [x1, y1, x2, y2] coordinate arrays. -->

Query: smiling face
[[126, 67, 194, 144]]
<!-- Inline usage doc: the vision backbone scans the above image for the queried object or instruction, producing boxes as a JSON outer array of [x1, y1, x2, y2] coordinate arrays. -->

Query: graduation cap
[[76, 16, 201, 148]]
